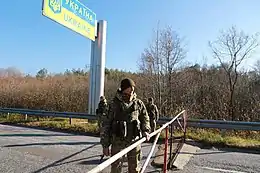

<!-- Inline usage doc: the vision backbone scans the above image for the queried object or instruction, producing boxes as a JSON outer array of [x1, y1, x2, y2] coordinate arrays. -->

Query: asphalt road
[[0, 124, 259, 173], [0, 124, 160, 173]]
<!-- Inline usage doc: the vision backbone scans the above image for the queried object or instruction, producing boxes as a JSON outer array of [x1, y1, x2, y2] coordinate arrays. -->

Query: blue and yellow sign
[[42, 0, 96, 41]]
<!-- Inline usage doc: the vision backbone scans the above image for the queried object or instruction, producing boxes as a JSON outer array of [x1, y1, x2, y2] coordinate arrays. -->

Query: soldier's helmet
[[120, 78, 135, 91], [100, 96, 105, 101]]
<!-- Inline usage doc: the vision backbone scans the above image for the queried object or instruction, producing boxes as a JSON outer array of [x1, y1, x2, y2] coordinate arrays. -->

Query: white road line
[[201, 167, 247, 173]]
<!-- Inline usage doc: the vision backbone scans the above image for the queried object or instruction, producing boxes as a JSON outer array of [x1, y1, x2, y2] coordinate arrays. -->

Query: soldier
[[146, 97, 159, 132], [96, 96, 109, 132], [100, 78, 151, 173]]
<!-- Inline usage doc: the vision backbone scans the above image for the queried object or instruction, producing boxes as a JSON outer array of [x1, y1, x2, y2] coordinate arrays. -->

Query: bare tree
[[0, 67, 23, 77], [209, 26, 259, 120], [138, 25, 187, 115], [137, 24, 163, 109], [159, 26, 187, 113], [254, 60, 260, 74]]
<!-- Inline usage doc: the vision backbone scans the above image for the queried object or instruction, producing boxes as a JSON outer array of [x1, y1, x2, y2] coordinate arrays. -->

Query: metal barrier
[[1, 107, 260, 172], [0, 108, 96, 124], [159, 119, 260, 131], [88, 110, 187, 173], [0, 108, 95, 119], [0, 107, 260, 131]]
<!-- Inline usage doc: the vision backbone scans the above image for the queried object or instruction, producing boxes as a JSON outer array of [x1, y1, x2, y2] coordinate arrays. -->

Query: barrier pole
[[183, 111, 187, 142], [163, 126, 168, 173], [169, 124, 173, 162], [88, 110, 185, 173], [140, 132, 161, 173], [88, 137, 146, 173]]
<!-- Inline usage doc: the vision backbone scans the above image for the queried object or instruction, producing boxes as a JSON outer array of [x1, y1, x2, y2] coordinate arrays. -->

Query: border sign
[[42, 0, 96, 41]]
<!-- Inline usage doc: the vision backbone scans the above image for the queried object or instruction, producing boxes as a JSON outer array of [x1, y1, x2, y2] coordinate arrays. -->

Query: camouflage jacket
[[96, 101, 109, 127], [100, 89, 151, 148], [96, 101, 109, 116], [146, 103, 159, 121]]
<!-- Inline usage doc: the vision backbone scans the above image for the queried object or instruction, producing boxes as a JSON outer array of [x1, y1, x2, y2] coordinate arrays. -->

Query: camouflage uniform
[[100, 78, 151, 173], [96, 96, 109, 135], [146, 97, 159, 132]]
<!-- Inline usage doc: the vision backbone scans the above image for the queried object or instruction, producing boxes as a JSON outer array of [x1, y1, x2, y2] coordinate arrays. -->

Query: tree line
[[0, 26, 259, 122]]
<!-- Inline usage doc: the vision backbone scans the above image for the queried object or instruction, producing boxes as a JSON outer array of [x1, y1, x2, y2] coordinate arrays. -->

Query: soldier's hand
[[103, 147, 110, 156], [143, 132, 150, 141]]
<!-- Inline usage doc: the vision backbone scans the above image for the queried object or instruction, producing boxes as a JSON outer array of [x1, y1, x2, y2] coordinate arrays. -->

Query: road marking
[[201, 167, 247, 173]]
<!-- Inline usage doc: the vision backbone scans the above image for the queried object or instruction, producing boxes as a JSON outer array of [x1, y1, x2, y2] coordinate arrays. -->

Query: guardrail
[[0, 108, 260, 131], [0, 108, 259, 172]]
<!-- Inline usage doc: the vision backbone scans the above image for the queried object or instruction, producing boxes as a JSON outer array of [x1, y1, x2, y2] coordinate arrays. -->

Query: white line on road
[[201, 167, 247, 173]]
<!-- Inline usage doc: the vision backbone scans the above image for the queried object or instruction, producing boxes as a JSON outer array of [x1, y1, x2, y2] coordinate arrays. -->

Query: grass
[[185, 128, 260, 149], [0, 114, 99, 136], [157, 127, 260, 150], [0, 114, 259, 150], [23, 120, 99, 134]]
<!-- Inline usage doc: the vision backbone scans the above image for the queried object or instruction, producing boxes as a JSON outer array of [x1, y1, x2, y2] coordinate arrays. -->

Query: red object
[[163, 126, 168, 173]]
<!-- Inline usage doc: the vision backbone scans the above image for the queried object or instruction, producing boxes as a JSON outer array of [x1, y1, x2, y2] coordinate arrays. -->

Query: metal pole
[[163, 126, 168, 173], [183, 111, 187, 142], [88, 40, 96, 114], [88, 19, 98, 115], [94, 20, 107, 113], [169, 124, 173, 163], [88, 137, 147, 173], [140, 132, 161, 173], [92, 23, 99, 115], [88, 20, 107, 115]]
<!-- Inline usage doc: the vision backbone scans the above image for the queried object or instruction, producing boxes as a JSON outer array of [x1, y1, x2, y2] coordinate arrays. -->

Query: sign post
[[42, 0, 107, 115], [89, 20, 107, 115], [88, 41, 96, 115]]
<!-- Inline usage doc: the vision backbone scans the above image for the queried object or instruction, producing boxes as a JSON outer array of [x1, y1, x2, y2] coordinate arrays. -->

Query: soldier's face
[[122, 87, 134, 100]]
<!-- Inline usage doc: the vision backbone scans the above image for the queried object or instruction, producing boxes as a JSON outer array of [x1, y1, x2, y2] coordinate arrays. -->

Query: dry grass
[[157, 127, 260, 149], [0, 114, 99, 135], [1, 115, 259, 149], [23, 121, 99, 134], [166, 128, 260, 149], [0, 76, 89, 112]]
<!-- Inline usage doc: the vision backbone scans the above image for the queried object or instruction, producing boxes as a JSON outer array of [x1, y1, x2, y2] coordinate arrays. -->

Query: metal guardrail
[[0, 108, 259, 172], [0, 108, 96, 120], [159, 118, 260, 131], [0, 108, 260, 131]]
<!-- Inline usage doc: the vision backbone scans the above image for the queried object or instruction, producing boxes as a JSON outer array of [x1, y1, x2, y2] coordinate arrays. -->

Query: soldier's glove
[[143, 132, 150, 141]]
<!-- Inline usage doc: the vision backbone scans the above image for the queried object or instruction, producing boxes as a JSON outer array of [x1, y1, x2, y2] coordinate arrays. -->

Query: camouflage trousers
[[150, 119, 156, 132], [111, 139, 141, 173]]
